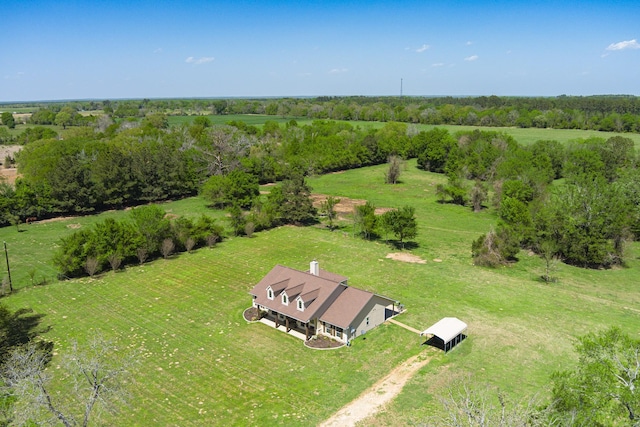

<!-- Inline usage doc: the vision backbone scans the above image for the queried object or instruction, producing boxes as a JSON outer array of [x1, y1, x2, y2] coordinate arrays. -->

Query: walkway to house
[[387, 318, 422, 334], [318, 352, 432, 427]]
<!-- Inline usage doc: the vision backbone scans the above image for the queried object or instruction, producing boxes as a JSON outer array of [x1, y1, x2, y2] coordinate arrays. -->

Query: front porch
[[259, 309, 316, 340]]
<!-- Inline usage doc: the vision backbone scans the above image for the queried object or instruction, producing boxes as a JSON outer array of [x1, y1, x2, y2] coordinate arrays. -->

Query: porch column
[[275, 314, 279, 329], [305, 323, 310, 340], [286, 317, 290, 332]]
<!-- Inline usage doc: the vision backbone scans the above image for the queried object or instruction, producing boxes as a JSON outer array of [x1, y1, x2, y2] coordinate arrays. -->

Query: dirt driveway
[[318, 352, 432, 427]]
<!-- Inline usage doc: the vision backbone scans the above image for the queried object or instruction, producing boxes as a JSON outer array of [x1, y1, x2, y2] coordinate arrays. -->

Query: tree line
[[2, 118, 420, 225], [5, 95, 640, 134], [2, 110, 639, 270]]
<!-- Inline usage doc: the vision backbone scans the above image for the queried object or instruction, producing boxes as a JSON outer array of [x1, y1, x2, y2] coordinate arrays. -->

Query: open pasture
[[168, 114, 640, 147], [2, 160, 640, 425], [167, 114, 297, 128]]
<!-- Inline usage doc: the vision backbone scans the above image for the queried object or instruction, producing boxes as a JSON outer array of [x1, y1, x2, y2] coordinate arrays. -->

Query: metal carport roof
[[420, 317, 467, 343]]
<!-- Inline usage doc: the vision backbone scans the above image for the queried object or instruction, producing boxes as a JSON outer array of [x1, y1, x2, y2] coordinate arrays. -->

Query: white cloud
[[154, 48, 163, 54], [466, 41, 473, 46], [464, 55, 479, 61], [432, 62, 445, 67], [329, 68, 348, 74], [186, 56, 215, 65], [415, 44, 430, 53], [606, 39, 640, 51]]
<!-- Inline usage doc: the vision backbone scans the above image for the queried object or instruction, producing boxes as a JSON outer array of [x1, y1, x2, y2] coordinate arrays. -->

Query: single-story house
[[250, 261, 398, 343]]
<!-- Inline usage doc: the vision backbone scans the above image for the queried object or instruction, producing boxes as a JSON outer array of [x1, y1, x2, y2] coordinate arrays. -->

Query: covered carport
[[420, 317, 467, 352]]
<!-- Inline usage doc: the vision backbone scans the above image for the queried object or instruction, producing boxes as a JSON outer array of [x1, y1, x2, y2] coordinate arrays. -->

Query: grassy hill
[[2, 160, 639, 425]]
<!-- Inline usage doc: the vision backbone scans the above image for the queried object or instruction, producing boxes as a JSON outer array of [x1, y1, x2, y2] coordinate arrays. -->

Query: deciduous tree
[[354, 201, 377, 240], [1, 335, 136, 427], [385, 155, 402, 184], [549, 327, 640, 425], [1, 112, 15, 129], [382, 206, 417, 248], [321, 196, 340, 230]]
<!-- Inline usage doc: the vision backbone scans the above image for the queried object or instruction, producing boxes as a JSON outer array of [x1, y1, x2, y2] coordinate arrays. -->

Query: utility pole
[[400, 78, 403, 98], [3, 241, 12, 293]]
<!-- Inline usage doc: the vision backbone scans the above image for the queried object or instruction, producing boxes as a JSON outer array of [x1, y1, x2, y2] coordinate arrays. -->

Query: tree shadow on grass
[[387, 240, 420, 250], [0, 306, 53, 365]]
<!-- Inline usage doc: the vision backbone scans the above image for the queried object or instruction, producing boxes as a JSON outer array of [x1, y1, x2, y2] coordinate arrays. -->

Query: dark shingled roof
[[319, 287, 374, 329], [250, 265, 346, 323], [250, 264, 394, 328]]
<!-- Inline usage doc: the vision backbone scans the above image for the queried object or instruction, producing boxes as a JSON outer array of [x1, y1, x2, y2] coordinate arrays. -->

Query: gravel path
[[318, 352, 432, 427]]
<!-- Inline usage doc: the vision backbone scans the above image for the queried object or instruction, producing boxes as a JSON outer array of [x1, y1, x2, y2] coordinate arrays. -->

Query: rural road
[[318, 352, 431, 427]]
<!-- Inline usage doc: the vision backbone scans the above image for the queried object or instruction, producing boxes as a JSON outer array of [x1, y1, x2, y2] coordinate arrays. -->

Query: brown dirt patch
[[386, 253, 427, 264], [67, 223, 82, 229], [37, 216, 78, 224], [0, 168, 19, 185], [0, 146, 23, 184], [311, 194, 392, 219]]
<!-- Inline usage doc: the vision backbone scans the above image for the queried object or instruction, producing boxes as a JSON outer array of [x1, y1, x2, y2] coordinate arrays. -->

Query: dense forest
[[1, 97, 639, 273]]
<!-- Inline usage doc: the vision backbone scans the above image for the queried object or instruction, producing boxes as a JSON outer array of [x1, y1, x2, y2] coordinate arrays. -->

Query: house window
[[336, 328, 343, 339], [267, 288, 273, 300], [325, 322, 332, 335], [297, 299, 304, 311], [282, 294, 288, 305]]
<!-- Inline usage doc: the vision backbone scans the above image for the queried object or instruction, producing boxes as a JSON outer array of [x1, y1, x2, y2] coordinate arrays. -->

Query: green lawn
[[2, 161, 640, 425]]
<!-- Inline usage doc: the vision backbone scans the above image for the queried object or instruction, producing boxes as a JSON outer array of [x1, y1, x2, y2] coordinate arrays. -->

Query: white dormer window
[[297, 299, 304, 311], [282, 293, 288, 305], [267, 288, 274, 300]]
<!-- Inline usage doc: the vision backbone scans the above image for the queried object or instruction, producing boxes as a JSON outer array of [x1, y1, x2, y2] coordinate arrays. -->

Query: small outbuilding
[[420, 317, 467, 352]]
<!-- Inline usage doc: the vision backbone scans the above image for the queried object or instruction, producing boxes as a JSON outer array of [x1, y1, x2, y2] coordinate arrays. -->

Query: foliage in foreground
[[549, 327, 640, 426], [429, 328, 640, 427], [427, 380, 548, 427], [1, 335, 136, 427]]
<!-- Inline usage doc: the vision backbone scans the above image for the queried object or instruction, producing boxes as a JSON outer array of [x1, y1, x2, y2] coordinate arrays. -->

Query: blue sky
[[2, 0, 639, 101]]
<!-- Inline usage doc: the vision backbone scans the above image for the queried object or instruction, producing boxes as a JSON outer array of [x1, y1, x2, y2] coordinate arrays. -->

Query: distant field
[[4, 123, 60, 137], [0, 106, 38, 114], [168, 114, 640, 147], [2, 160, 639, 425], [167, 114, 298, 127], [5, 112, 638, 148]]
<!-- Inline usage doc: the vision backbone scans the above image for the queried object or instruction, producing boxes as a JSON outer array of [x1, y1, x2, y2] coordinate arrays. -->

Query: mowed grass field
[[2, 160, 640, 425], [169, 113, 640, 147]]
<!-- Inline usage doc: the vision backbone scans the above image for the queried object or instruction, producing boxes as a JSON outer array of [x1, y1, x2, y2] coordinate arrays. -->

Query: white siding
[[349, 296, 390, 339]]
